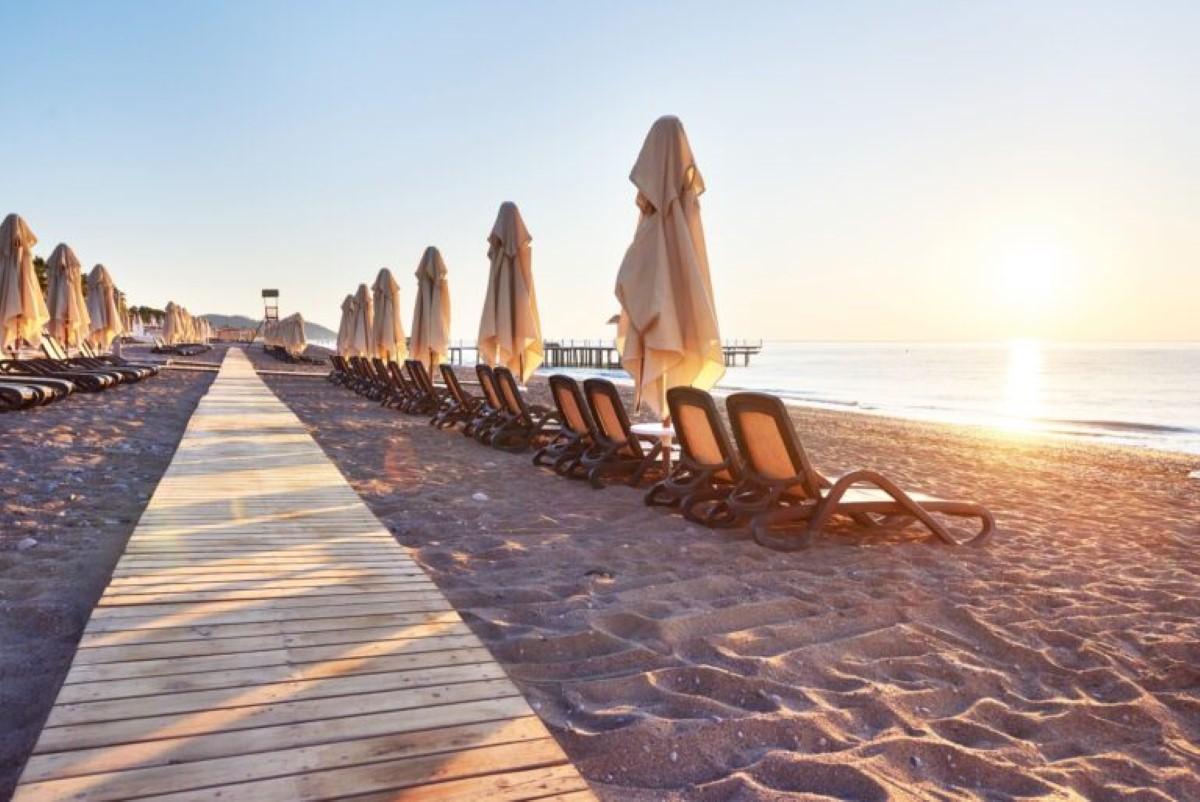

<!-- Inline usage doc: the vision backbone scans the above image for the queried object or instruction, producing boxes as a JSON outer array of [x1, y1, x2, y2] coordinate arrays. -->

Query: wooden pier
[[449, 339, 763, 368], [14, 348, 594, 802]]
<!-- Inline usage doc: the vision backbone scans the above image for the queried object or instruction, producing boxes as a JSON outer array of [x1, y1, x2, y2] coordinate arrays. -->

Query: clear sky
[[3, 1, 1196, 341]]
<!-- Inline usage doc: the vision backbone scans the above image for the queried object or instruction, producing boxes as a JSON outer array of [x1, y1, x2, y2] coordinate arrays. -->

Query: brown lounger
[[644, 387, 743, 527], [436, 364, 483, 430], [472, 364, 509, 444], [404, 360, 450, 417], [490, 367, 561, 453], [533, 375, 599, 475], [580, 378, 664, 489], [725, 392, 995, 550]]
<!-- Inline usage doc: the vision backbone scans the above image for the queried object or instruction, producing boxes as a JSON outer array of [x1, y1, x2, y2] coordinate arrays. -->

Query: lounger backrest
[[583, 378, 641, 457], [475, 365, 503, 411], [726, 392, 822, 499], [81, 341, 97, 358], [439, 364, 470, 405], [549, 375, 595, 437], [404, 360, 435, 396], [493, 367, 527, 419], [387, 361, 412, 391], [667, 387, 740, 483], [42, 339, 66, 361]]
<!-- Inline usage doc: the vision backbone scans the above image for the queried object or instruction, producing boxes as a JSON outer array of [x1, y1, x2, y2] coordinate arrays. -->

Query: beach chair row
[[0, 336, 161, 412], [151, 336, 211, 357], [262, 343, 325, 365], [327, 357, 995, 549]]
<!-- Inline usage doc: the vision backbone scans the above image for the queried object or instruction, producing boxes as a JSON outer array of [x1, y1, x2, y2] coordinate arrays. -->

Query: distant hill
[[202, 313, 337, 343]]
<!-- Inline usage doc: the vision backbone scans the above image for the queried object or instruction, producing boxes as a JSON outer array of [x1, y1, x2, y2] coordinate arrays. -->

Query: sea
[[539, 341, 1200, 456]]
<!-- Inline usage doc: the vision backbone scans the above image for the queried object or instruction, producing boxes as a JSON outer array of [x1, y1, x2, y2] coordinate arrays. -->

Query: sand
[[4, 344, 1197, 800], [258, 359, 1200, 801], [0, 346, 215, 799]]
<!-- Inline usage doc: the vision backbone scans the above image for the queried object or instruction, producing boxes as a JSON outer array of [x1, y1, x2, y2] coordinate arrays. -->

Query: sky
[[3, 0, 1197, 342]]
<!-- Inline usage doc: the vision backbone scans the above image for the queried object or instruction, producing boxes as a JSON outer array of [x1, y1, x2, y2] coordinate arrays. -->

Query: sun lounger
[[724, 392, 995, 549], [78, 340, 160, 377], [489, 367, 561, 452], [579, 378, 664, 488], [1, 357, 115, 393], [435, 364, 483, 430], [403, 360, 449, 416], [0, 377, 52, 410], [644, 387, 743, 527], [533, 375, 599, 476], [470, 364, 508, 442], [44, 339, 142, 383]]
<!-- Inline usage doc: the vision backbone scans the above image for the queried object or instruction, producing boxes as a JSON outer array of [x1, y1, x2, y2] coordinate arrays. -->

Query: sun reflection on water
[[1002, 339, 1043, 430]]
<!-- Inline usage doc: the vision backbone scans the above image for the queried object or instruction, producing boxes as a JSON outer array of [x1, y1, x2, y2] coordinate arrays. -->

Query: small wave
[[1036, 418, 1200, 436]]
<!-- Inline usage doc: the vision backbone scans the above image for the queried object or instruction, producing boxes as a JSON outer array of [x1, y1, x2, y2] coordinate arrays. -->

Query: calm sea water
[[541, 341, 1200, 455]]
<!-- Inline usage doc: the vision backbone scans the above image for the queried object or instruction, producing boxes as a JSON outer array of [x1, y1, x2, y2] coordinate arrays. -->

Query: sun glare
[[991, 233, 1074, 314]]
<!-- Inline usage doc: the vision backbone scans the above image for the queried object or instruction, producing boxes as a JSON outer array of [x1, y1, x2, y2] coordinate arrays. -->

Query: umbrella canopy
[[410, 247, 451, 374], [45, 243, 91, 348], [346, 283, 374, 357], [163, 301, 180, 344], [86, 264, 124, 350], [336, 293, 357, 356], [371, 268, 407, 361], [279, 313, 307, 356], [478, 202, 542, 383], [0, 213, 49, 351], [614, 116, 723, 418]]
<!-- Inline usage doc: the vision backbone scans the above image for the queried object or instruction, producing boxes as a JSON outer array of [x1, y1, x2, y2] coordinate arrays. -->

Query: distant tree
[[33, 255, 47, 293]]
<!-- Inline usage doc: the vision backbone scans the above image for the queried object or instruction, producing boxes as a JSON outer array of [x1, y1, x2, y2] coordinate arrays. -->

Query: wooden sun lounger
[[644, 387, 743, 527], [725, 392, 995, 550], [1, 358, 114, 393], [44, 339, 142, 383], [533, 375, 598, 476], [403, 360, 449, 417], [0, 377, 48, 410], [78, 340, 160, 378], [489, 367, 561, 453], [436, 364, 483, 430], [579, 378, 663, 489], [472, 365, 509, 444]]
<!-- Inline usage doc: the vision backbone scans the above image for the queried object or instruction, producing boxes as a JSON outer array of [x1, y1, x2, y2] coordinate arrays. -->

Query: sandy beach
[[0, 346, 216, 799], [4, 345, 1197, 800], [245, 352, 1200, 800]]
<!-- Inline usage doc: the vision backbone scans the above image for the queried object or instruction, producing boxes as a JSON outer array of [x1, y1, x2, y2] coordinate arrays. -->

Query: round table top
[[631, 422, 676, 438]]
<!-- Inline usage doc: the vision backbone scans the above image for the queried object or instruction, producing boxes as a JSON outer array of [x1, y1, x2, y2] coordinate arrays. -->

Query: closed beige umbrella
[[614, 116, 724, 418], [478, 202, 542, 383], [0, 213, 49, 351], [163, 302, 179, 344], [86, 264, 124, 351], [46, 243, 91, 348], [371, 268, 407, 362], [280, 313, 307, 356], [336, 293, 357, 356], [346, 283, 374, 357], [410, 247, 451, 375]]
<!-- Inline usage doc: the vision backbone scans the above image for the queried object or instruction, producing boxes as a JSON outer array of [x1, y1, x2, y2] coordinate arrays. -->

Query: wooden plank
[[12, 348, 594, 801], [126, 739, 573, 802], [71, 620, 473, 664], [56, 647, 499, 705], [62, 633, 486, 684], [47, 662, 510, 726], [79, 610, 462, 648], [21, 697, 539, 782], [80, 600, 455, 632]]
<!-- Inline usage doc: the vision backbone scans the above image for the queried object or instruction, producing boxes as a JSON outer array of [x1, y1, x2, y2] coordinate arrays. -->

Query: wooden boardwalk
[[15, 348, 594, 802]]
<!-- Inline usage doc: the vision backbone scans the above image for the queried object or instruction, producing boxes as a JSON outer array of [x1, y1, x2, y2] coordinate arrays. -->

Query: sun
[[990, 232, 1075, 319]]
